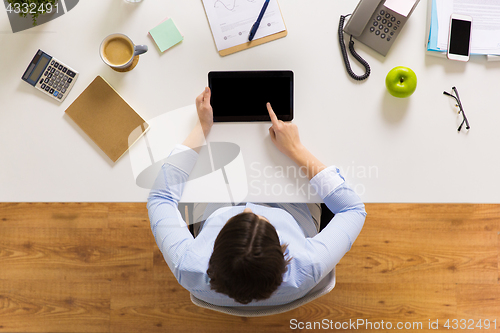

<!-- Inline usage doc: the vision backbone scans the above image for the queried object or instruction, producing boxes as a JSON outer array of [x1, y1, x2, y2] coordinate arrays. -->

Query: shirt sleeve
[[307, 165, 367, 281], [147, 144, 198, 280]]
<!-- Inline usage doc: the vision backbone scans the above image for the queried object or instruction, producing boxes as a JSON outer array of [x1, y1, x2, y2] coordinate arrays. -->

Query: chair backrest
[[190, 267, 336, 317]]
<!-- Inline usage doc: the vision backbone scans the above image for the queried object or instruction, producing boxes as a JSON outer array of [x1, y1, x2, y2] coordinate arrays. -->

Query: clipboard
[[201, 0, 287, 57]]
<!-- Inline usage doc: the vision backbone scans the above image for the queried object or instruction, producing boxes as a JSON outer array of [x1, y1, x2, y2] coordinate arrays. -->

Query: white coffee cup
[[99, 33, 148, 70]]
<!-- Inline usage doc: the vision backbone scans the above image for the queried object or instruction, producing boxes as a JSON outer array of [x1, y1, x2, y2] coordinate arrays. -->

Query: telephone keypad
[[370, 10, 401, 41]]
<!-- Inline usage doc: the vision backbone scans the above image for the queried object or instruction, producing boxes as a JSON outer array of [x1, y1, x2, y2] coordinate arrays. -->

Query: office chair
[[190, 267, 335, 317]]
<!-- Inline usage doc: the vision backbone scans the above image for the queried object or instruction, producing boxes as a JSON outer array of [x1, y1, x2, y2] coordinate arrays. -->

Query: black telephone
[[339, 0, 420, 80]]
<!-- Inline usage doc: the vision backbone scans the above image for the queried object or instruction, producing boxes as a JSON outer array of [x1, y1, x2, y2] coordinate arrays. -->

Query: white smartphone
[[447, 14, 472, 62]]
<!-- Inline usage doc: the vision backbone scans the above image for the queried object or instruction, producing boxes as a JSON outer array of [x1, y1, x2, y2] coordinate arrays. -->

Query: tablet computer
[[208, 71, 293, 122]]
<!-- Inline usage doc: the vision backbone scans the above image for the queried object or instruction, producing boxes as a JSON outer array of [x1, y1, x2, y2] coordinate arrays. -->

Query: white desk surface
[[1, 0, 499, 203]]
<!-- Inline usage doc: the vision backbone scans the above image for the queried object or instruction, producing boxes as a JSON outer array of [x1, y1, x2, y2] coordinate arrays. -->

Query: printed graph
[[214, 0, 257, 11], [213, 0, 258, 18]]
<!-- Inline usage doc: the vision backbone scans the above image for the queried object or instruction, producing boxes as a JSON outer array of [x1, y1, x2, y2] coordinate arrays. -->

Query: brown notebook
[[65, 76, 149, 162]]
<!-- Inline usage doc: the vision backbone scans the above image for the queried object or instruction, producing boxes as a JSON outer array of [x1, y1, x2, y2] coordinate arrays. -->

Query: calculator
[[22, 49, 79, 103]]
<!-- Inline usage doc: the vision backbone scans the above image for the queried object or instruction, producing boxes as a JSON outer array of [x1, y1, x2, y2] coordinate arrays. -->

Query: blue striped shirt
[[147, 145, 366, 306]]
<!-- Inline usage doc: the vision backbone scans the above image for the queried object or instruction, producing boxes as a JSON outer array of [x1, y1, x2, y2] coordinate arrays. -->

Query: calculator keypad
[[370, 9, 401, 42], [36, 57, 78, 101]]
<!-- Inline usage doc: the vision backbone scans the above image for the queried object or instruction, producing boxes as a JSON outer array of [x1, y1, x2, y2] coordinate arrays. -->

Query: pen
[[248, 0, 270, 42]]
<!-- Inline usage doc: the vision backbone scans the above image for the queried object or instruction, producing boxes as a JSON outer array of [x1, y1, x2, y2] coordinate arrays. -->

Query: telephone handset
[[339, 0, 420, 80], [344, 1, 382, 38]]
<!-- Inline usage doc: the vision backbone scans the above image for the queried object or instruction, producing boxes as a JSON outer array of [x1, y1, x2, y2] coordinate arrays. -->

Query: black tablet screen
[[208, 71, 293, 122]]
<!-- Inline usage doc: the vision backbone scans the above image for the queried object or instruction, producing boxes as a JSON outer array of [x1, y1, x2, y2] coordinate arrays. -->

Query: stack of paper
[[427, 0, 500, 56]]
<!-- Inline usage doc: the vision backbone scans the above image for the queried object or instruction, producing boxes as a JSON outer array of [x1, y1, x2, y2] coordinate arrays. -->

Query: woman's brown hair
[[207, 212, 289, 304]]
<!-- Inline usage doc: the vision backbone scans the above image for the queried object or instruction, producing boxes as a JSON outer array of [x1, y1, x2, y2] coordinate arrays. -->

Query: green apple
[[385, 66, 417, 98]]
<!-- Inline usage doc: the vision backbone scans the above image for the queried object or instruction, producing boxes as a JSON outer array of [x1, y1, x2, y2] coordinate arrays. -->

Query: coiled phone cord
[[338, 14, 371, 81]]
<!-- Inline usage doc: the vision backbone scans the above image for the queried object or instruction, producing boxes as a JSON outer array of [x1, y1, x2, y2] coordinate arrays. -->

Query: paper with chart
[[202, 0, 286, 51]]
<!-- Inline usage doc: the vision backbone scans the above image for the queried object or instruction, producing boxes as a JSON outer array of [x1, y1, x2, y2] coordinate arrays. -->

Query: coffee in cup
[[100, 33, 148, 70]]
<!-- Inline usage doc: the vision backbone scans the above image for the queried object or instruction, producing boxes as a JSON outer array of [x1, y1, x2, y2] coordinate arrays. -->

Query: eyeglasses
[[443, 87, 470, 132]]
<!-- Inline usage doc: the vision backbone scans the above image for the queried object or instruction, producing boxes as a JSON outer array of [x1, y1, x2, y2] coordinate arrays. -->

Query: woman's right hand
[[267, 103, 326, 179], [267, 103, 305, 160]]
